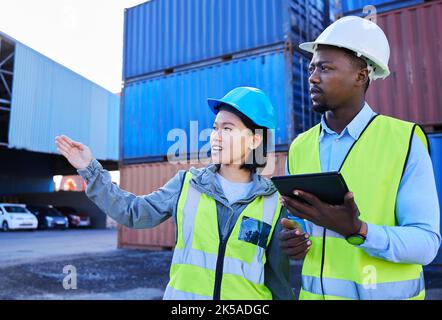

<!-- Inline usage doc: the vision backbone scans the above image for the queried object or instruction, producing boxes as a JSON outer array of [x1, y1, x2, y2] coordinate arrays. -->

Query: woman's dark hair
[[215, 103, 269, 173]]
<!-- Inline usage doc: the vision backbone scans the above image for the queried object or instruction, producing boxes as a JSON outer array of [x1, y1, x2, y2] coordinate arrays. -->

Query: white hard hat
[[299, 16, 390, 80]]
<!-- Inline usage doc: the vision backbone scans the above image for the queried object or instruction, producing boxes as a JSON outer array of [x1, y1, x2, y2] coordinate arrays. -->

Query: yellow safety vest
[[288, 114, 429, 300], [164, 171, 282, 300]]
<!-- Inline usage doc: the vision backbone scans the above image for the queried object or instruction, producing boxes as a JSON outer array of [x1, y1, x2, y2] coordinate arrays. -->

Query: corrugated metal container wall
[[429, 133, 442, 264], [122, 49, 317, 163], [8, 42, 120, 161], [118, 152, 288, 249], [365, 0, 442, 127], [337, 0, 424, 15], [292, 50, 321, 133], [123, 0, 326, 79]]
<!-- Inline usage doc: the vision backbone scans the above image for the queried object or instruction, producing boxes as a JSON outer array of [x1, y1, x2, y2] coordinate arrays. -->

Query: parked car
[[56, 206, 92, 228], [26, 205, 69, 230], [0, 203, 39, 231]]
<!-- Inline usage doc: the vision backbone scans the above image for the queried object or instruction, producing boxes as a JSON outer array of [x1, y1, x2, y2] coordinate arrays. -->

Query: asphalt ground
[[1, 229, 441, 300]]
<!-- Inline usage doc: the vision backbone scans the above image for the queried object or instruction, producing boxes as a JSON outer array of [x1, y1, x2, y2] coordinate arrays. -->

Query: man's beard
[[312, 103, 330, 114]]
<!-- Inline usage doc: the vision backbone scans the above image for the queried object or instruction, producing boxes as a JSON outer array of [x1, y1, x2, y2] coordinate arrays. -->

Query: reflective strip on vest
[[164, 286, 212, 300], [171, 246, 266, 285], [309, 225, 342, 239], [302, 272, 425, 300], [181, 183, 201, 247]]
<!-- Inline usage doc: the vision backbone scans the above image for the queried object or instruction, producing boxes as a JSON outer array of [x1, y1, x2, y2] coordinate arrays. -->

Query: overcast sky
[[0, 0, 147, 93]]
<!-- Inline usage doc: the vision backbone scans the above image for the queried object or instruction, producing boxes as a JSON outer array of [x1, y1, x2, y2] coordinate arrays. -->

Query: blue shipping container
[[123, 0, 327, 79], [122, 48, 320, 163], [429, 133, 442, 264], [0, 176, 54, 196], [337, 0, 424, 16], [0, 148, 54, 195]]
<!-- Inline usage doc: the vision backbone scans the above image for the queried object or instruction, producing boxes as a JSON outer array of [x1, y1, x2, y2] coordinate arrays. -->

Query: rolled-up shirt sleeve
[[77, 159, 185, 229], [359, 134, 441, 265]]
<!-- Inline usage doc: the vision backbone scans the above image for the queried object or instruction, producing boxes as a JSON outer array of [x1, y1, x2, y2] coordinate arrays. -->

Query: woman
[[55, 86, 294, 300]]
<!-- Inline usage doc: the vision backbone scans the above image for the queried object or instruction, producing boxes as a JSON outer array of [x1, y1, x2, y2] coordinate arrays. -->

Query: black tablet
[[271, 172, 349, 205]]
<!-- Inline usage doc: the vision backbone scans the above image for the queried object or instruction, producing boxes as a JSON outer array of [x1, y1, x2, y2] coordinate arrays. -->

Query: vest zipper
[[320, 228, 326, 298], [213, 238, 227, 300], [213, 206, 235, 300]]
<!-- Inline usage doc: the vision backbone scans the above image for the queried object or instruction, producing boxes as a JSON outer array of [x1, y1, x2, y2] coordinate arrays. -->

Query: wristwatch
[[346, 221, 368, 246]]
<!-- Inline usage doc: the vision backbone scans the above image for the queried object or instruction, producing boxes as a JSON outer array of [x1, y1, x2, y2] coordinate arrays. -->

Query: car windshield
[[4, 206, 29, 214], [48, 208, 64, 217], [29, 206, 63, 217]]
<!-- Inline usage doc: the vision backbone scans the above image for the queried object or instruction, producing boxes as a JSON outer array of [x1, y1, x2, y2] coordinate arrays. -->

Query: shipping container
[[122, 47, 319, 163], [123, 0, 328, 79], [0, 147, 54, 195], [429, 133, 442, 264], [0, 31, 120, 161], [118, 152, 288, 249], [0, 176, 54, 196], [360, 0, 442, 128], [335, 0, 425, 16]]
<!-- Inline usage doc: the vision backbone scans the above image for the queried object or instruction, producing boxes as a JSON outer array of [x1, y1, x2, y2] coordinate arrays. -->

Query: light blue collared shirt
[[287, 103, 441, 265]]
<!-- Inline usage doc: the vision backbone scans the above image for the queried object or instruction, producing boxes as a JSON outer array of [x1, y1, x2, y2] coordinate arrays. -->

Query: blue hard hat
[[207, 87, 277, 129]]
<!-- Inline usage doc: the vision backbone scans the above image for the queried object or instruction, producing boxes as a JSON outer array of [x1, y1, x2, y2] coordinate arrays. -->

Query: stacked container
[[333, 0, 426, 16], [119, 0, 330, 248], [122, 49, 318, 162], [352, 0, 442, 265], [121, 0, 331, 164], [120, 0, 442, 253], [123, 0, 328, 79]]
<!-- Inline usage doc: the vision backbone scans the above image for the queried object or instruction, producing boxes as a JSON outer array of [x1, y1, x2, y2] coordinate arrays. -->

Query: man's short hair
[[339, 47, 371, 92]]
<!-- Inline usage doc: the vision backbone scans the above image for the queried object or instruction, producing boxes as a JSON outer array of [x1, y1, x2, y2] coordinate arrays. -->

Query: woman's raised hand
[[55, 135, 93, 170]]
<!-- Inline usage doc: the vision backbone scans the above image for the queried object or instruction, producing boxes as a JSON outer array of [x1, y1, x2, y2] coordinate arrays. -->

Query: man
[[279, 16, 440, 300]]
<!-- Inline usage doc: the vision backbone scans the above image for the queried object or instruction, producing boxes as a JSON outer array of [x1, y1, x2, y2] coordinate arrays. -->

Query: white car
[[0, 203, 39, 231]]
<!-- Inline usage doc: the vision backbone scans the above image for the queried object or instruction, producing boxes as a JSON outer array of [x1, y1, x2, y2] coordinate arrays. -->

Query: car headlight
[[46, 216, 53, 221]]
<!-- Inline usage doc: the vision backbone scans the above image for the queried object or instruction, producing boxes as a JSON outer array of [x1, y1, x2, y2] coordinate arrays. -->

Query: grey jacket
[[77, 159, 295, 300]]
